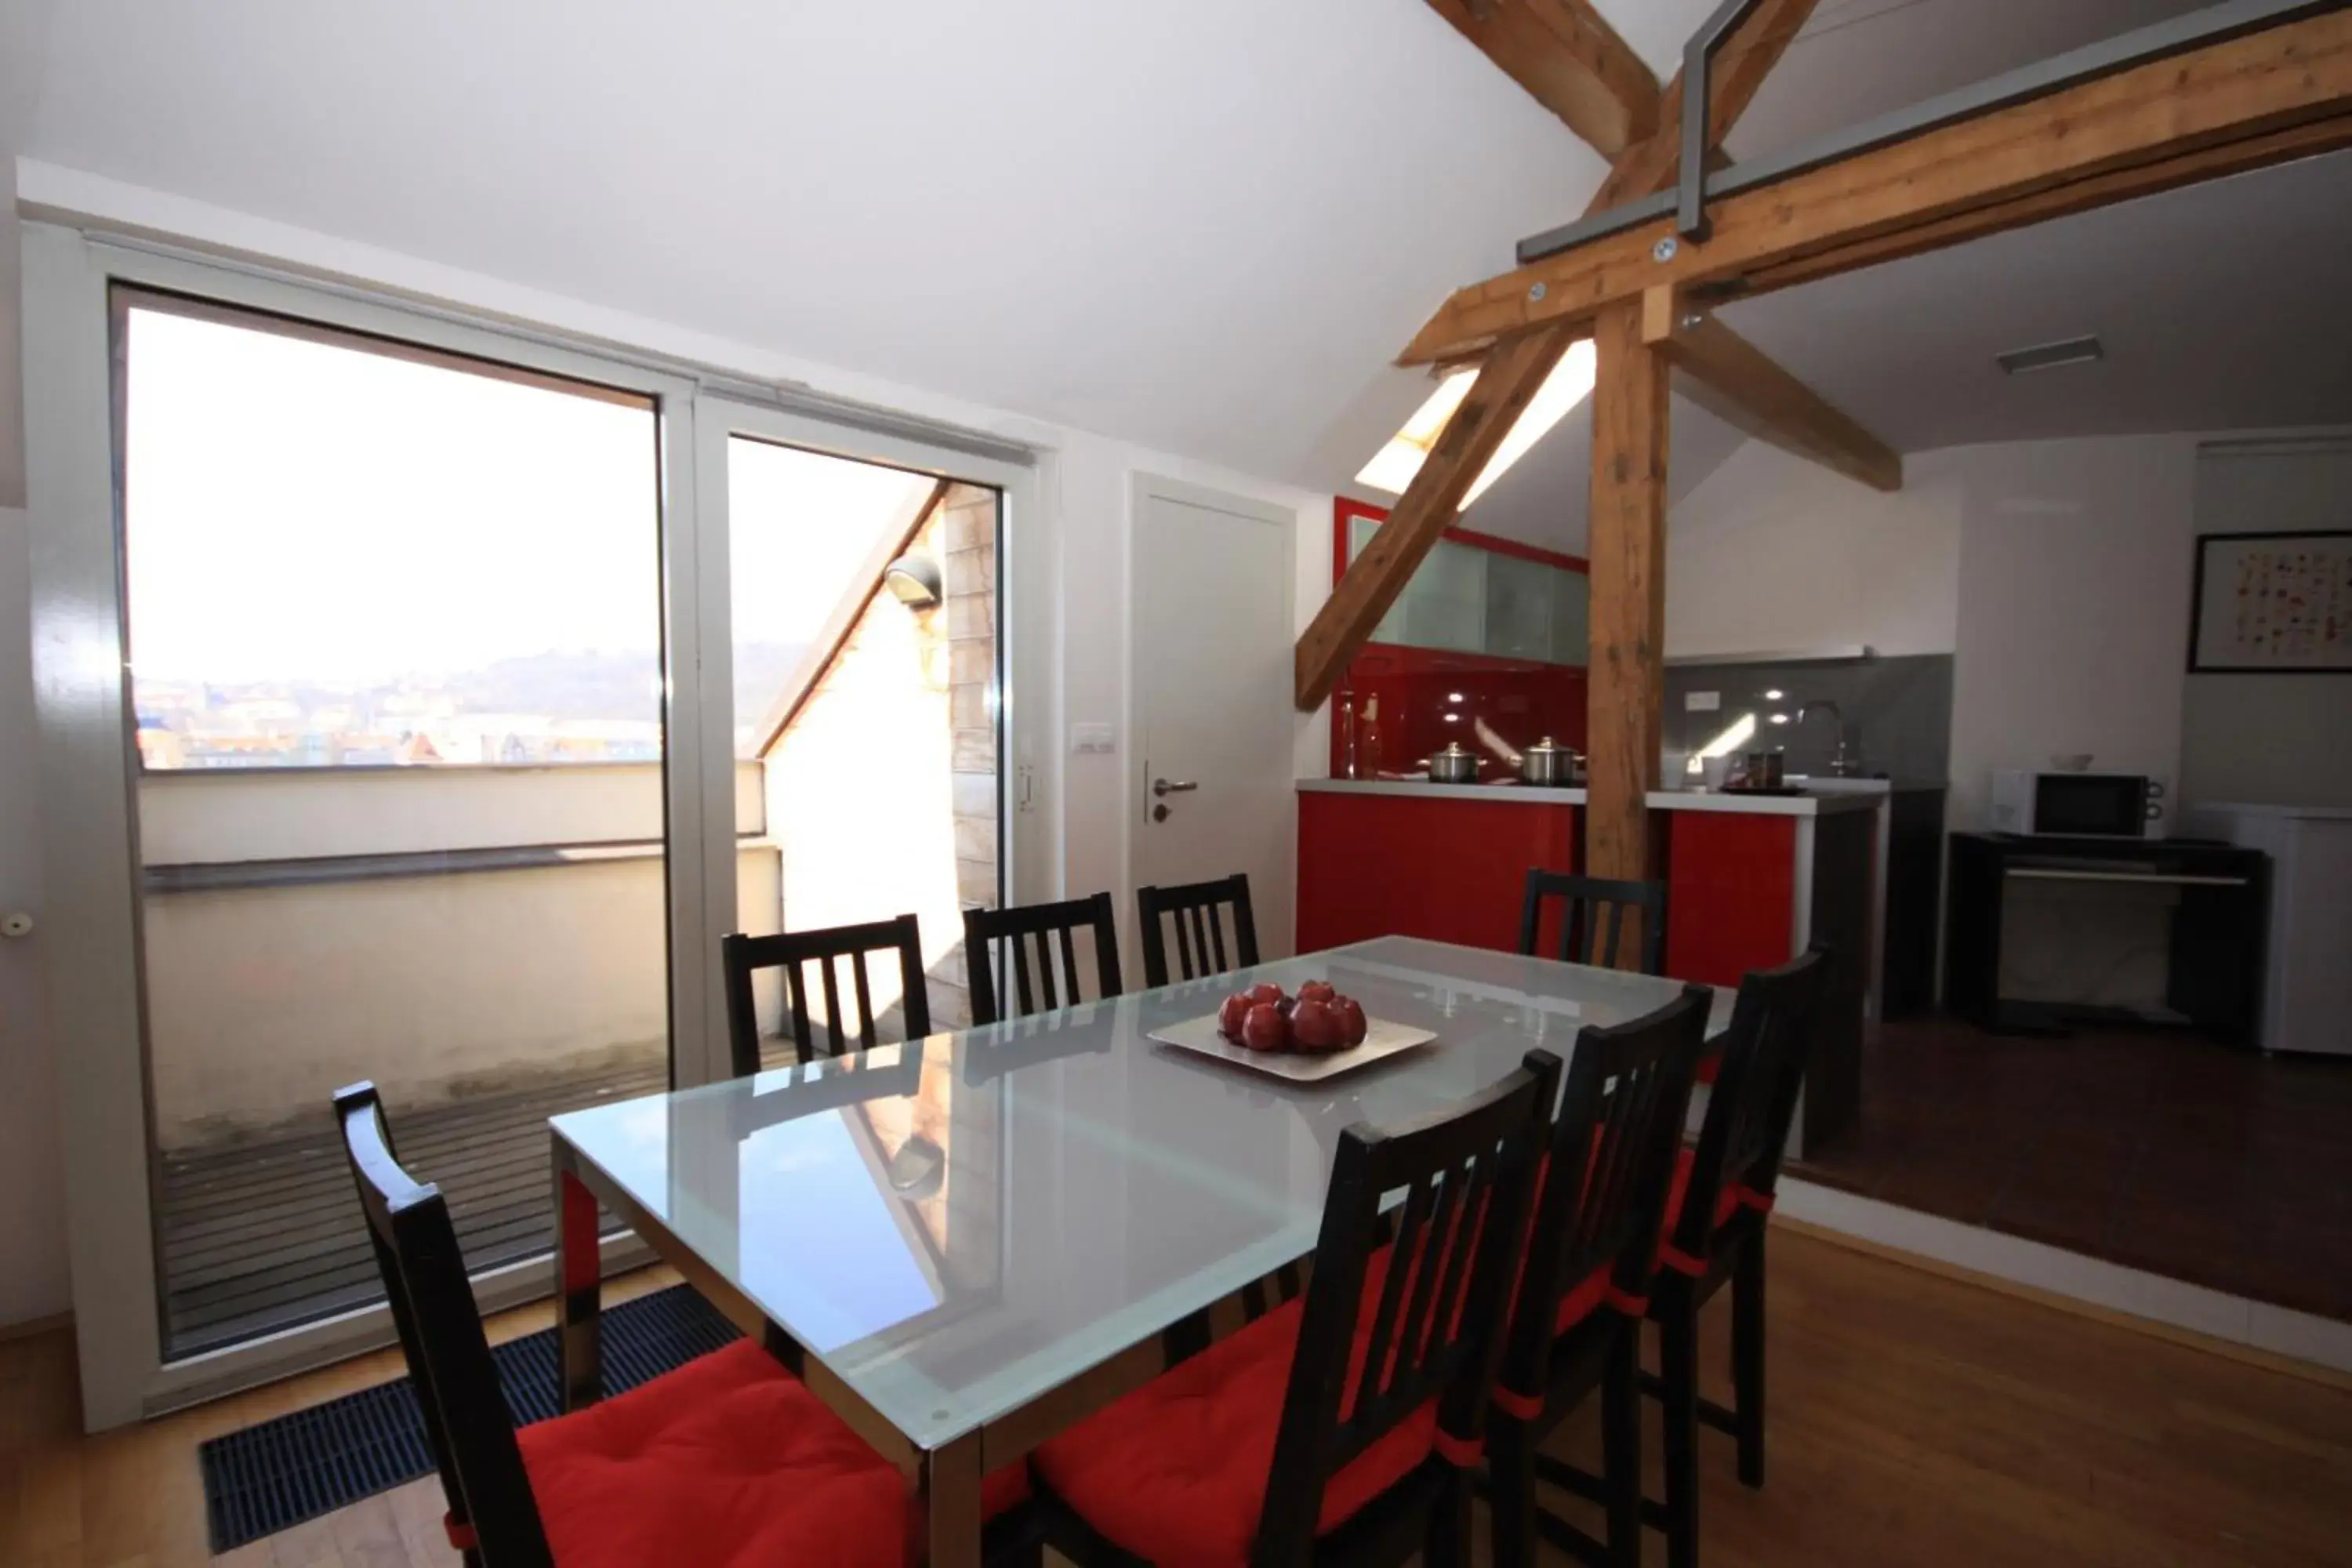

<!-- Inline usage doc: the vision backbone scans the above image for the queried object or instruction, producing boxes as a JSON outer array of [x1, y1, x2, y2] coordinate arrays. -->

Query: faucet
[[1795, 700, 1864, 777]]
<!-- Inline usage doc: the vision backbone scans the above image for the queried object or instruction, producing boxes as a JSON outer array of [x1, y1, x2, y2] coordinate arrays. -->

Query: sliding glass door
[[699, 402, 1018, 1059], [22, 229, 1038, 1425], [26, 234, 715, 1425], [117, 293, 679, 1359]]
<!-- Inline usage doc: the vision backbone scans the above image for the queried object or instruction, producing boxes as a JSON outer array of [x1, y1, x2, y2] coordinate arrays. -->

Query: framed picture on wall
[[2188, 530, 2352, 673]]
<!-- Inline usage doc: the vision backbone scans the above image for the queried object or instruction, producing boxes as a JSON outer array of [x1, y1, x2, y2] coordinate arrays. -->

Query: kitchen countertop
[[1297, 778, 1882, 817], [1784, 775, 1949, 794], [2187, 801, 2352, 821]]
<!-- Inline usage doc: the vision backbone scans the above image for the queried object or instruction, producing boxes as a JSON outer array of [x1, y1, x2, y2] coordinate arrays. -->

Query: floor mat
[[199, 1284, 740, 1552]]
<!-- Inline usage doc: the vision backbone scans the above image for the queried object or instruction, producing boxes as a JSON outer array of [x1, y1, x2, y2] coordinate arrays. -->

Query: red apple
[[1290, 998, 1344, 1054], [1298, 980, 1337, 1004], [1247, 982, 1285, 1008], [1336, 996, 1369, 1047], [1242, 1002, 1291, 1054], [1218, 992, 1254, 1041]]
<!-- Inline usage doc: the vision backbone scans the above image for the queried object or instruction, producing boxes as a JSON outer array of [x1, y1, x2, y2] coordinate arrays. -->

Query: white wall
[[1666, 441, 1963, 659], [2182, 439, 2352, 808], [0, 503, 68, 1326], [1945, 436, 2200, 833], [1665, 434, 2203, 835]]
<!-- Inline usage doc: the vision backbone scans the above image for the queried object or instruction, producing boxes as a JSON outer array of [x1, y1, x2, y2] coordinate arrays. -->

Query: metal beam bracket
[[1519, 0, 2339, 266], [1679, 0, 1763, 241]]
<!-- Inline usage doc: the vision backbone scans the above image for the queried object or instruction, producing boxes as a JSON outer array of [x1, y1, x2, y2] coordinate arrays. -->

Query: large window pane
[[120, 296, 670, 1356]]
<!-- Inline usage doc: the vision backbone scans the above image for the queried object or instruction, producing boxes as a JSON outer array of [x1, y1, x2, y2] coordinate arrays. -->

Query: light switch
[[1070, 722, 1116, 755], [1685, 691, 1722, 713]]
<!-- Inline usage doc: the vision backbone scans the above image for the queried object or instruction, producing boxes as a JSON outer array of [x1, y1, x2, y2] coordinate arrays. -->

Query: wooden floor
[[156, 1058, 668, 1355], [6, 1227, 2350, 1566]]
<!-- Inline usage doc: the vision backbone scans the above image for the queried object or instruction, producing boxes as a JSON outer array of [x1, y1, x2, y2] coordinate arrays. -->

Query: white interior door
[[1131, 477, 1298, 960]]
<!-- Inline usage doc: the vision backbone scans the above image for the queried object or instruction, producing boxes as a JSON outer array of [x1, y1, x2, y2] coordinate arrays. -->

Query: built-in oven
[[1990, 770, 2165, 837]]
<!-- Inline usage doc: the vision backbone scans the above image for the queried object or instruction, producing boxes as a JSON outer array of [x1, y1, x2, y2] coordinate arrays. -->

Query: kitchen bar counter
[[1298, 775, 1883, 1152], [1298, 777, 1884, 816]]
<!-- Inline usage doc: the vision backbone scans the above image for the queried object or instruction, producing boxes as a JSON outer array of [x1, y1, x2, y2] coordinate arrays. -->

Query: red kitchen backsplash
[[1330, 643, 1588, 782]]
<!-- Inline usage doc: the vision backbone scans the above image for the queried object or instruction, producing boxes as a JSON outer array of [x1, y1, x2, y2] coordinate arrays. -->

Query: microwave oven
[[1990, 770, 2165, 837]]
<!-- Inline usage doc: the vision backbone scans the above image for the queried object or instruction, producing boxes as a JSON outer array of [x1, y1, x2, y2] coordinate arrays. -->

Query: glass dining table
[[547, 935, 1733, 1567]]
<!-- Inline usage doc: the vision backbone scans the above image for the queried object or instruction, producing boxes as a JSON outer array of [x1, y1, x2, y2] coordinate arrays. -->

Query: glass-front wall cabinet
[[1332, 500, 1589, 782]]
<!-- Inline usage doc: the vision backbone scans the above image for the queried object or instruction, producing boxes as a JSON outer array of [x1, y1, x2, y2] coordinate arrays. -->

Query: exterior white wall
[[143, 843, 780, 1145], [141, 760, 764, 863], [0, 504, 69, 1326], [761, 507, 967, 1023]]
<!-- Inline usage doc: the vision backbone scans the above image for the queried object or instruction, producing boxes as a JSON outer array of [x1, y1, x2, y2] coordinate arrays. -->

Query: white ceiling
[[1719, 151, 2352, 453], [5, 0, 1613, 500], [3, 0, 2344, 540]]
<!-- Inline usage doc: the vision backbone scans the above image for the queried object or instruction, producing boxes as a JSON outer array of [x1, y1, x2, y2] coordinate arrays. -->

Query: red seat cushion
[[1664, 1145, 1747, 1236], [1033, 1254, 1438, 1568], [518, 1338, 1029, 1567], [1552, 1259, 1617, 1334], [521, 1340, 904, 1568], [1696, 1051, 1722, 1085]]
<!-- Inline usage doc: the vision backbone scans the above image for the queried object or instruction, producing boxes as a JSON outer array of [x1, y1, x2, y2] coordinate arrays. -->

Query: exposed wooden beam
[[1738, 111, 2352, 296], [1583, 298, 1671, 913], [1640, 286, 1901, 491], [1425, 0, 1662, 158], [1292, 325, 1576, 711], [1401, 9, 2352, 367], [1587, 0, 1818, 210]]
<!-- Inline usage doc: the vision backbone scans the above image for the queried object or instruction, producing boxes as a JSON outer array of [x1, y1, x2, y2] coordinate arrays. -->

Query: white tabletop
[[550, 936, 1730, 1453]]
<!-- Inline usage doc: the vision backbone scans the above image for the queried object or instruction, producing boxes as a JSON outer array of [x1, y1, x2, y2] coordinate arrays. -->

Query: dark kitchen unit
[[1668, 650, 1953, 1018], [1944, 833, 2270, 1040]]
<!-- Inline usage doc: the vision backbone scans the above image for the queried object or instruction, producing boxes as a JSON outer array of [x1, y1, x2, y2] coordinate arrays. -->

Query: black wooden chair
[[1029, 1050, 1561, 1568], [1137, 873, 1261, 987], [962, 893, 1123, 1025], [720, 914, 930, 1076], [1518, 870, 1668, 975], [1484, 985, 1714, 1568], [332, 1081, 935, 1566], [1638, 946, 1831, 1568]]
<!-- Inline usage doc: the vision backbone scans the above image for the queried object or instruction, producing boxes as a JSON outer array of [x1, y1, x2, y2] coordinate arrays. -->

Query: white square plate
[[1147, 1011, 1436, 1082]]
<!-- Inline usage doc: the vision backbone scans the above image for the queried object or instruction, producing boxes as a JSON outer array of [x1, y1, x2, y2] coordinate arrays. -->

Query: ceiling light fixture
[[1354, 340, 1599, 510], [1996, 335, 2103, 376]]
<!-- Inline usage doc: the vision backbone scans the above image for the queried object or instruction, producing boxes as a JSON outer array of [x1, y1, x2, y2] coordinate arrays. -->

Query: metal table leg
[[913, 1429, 985, 1568], [553, 1142, 602, 1413]]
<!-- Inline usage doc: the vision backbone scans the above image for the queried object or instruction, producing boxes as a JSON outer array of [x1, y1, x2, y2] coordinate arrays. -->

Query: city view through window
[[122, 303, 667, 769]]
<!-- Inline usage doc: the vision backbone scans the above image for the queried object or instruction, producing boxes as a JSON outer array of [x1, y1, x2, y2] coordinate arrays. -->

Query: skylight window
[[1354, 340, 1599, 510]]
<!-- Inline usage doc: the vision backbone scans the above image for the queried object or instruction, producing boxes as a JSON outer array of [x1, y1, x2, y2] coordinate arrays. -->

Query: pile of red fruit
[[1217, 981, 1370, 1055]]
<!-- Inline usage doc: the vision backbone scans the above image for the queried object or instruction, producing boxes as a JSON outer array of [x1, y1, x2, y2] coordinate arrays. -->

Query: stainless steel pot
[[1519, 735, 1578, 788], [1427, 742, 1480, 784]]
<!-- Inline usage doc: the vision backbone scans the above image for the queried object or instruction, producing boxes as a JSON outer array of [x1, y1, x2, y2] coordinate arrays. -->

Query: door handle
[[1152, 779, 1198, 797]]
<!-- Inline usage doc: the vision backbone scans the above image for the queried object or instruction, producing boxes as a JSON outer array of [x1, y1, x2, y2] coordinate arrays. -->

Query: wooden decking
[[156, 1058, 669, 1357]]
